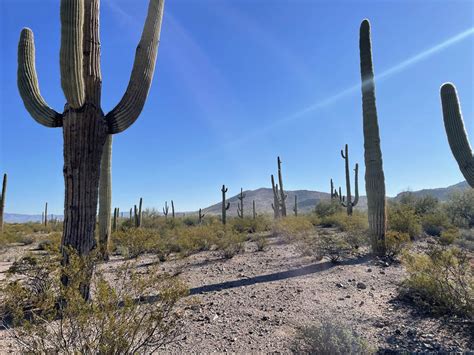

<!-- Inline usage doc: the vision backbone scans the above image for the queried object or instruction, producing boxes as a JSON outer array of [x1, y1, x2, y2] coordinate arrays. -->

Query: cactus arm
[[352, 163, 359, 206], [106, 0, 164, 134], [82, 0, 102, 105], [98, 134, 112, 259], [440, 83, 474, 187], [17, 29, 62, 127], [226, 202, 230, 210], [60, 0, 85, 109]]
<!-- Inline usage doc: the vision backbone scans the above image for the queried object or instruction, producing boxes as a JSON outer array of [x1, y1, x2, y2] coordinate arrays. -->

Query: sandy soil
[[0, 230, 472, 354]]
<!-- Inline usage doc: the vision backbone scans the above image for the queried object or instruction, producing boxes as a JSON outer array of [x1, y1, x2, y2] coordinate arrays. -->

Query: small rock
[[336, 283, 344, 288], [357, 282, 367, 290], [367, 268, 372, 272], [261, 316, 269, 321]]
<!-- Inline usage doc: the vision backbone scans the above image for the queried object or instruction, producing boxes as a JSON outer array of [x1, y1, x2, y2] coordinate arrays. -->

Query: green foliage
[[401, 246, 473, 317], [320, 211, 368, 246], [0, 223, 62, 248], [314, 200, 342, 218], [399, 193, 439, 216], [112, 228, 164, 259], [385, 231, 411, 258], [229, 215, 271, 234], [216, 230, 246, 259], [312, 233, 353, 262], [291, 319, 373, 355], [387, 204, 421, 238], [455, 229, 474, 252], [1, 253, 188, 353], [445, 189, 474, 228], [252, 233, 268, 251], [421, 210, 450, 236], [439, 228, 459, 246], [272, 216, 314, 240]]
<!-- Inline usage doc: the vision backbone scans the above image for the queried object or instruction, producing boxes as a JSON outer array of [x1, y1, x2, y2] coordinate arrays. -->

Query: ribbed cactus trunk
[[341, 144, 353, 215], [0, 174, 6, 232], [44, 202, 48, 226], [237, 188, 245, 219], [171, 200, 175, 219], [221, 185, 230, 225], [271, 174, 281, 219], [277, 157, 287, 217], [293, 195, 298, 216], [98, 134, 112, 260], [252, 200, 256, 220], [17, 0, 165, 299], [359, 19, 387, 256], [440, 83, 474, 187]]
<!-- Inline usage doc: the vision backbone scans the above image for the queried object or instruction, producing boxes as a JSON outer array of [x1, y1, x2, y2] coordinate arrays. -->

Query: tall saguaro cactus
[[237, 188, 246, 219], [221, 185, 230, 225], [98, 135, 112, 260], [252, 200, 257, 220], [293, 195, 298, 216], [0, 174, 6, 232], [271, 174, 281, 219], [163, 201, 169, 219], [171, 200, 175, 219], [44, 202, 48, 226], [340, 144, 359, 215], [440, 83, 474, 187], [359, 19, 387, 255], [17, 0, 165, 266], [277, 157, 287, 217]]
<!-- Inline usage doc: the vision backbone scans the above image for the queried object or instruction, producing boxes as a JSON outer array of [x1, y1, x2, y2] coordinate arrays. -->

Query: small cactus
[[221, 185, 231, 225], [293, 195, 298, 216], [237, 188, 246, 219], [253, 200, 257, 220], [440, 83, 474, 187], [44, 202, 48, 226], [0, 173, 6, 232], [171, 200, 175, 219], [198, 208, 206, 224], [163, 201, 169, 219], [340, 144, 359, 215]]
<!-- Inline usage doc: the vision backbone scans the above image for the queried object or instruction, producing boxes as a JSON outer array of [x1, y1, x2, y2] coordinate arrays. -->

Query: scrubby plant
[[291, 319, 373, 355], [112, 228, 164, 259], [421, 210, 451, 236], [216, 230, 246, 259], [272, 216, 314, 241], [387, 204, 421, 239], [1, 253, 188, 353], [314, 199, 342, 219], [401, 246, 473, 317], [439, 228, 459, 246], [230, 215, 271, 234], [445, 189, 474, 228], [455, 229, 474, 252], [253, 233, 268, 252], [385, 231, 411, 258], [312, 233, 353, 262]]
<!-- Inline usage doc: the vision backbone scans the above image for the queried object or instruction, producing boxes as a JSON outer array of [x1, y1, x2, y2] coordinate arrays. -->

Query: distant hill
[[4, 181, 469, 222], [394, 181, 469, 202]]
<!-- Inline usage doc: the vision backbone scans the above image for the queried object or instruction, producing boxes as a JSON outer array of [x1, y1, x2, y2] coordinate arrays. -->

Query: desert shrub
[[439, 228, 459, 246], [421, 210, 450, 236], [1, 253, 188, 353], [291, 319, 373, 355], [174, 224, 222, 257], [272, 216, 314, 240], [314, 200, 342, 219], [455, 229, 474, 252], [414, 196, 439, 215], [445, 189, 474, 228], [112, 228, 165, 258], [229, 215, 271, 234], [387, 204, 421, 238], [305, 213, 322, 227], [37, 232, 62, 253], [401, 247, 473, 317], [319, 212, 368, 248], [252, 233, 268, 251], [299, 230, 353, 262], [0, 223, 54, 247], [385, 231, 411, 258], [216, 230, 246, 259]]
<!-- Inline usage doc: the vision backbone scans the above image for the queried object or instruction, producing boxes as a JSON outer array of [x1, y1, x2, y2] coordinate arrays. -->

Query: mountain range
[[4, 181, 469, 223]]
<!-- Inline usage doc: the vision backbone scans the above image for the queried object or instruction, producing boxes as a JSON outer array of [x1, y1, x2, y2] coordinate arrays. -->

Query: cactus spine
[[277, 157, 287, 217], [17, 0, 165, 274], [163, 201, 169, 219], [171, 200, 175, 219], [253, 200, 256, 220], [0, 174, 6, 231], [237, 188, 246, 219], [293, 195, 298, 216], [340, 144, 359, 215], [359, 19, 387, 255], [198, 208, 205, 224], [98, 135, 112, 260], [440, 83, 474, 187], [221, 185, 230, 225]]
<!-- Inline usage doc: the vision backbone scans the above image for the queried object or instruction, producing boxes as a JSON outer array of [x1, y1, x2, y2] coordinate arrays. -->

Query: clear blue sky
[[1, 0, 473, 214]]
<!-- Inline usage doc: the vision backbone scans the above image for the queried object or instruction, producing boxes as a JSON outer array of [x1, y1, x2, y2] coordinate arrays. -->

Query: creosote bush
[[291, 319, 373, 355], [421, 210, 451, 236], [387, 204, 421, 239], [439, 228, 459, 246], [1, 252, 188, 353], [385, 231, 411, 258], [314, 200, 342, 219], [272, 216, 314, 240], [401, 246, 473, 318], [229, 215, 271, 234], [445, 189, 474, 228]]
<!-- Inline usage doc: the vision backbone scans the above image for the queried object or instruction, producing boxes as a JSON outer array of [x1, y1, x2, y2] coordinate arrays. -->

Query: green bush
[[385, 231, 411, 258], [439, 228, 459, 246], [421, 210, 450, 236], [291, 319, 373, 355], [455, 229, 474, 252], [111, 228, 165, 258], [252, 233, 268, 251], [272, 216, 314, 240], [314, 200, 342, 218], [229, 216, 271, 234], [445, 189, 474, 228], [1, 253, 188, 353], [387, 204, 421, 238], [216, 230, 246, 259], [401, 247, 473, 317]]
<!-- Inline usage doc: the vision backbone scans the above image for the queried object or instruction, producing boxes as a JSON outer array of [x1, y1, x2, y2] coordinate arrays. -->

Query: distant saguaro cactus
[[0, 174, 6, 232], [440, 83, 474, 187], [17, 0, 165, 268], [237, 188, 246, 219], [293, 195, 298, 216], [330, 178, 336, 199], [277, 157, 287, 217], [221, 185, 230, 225], [98, 135, 112, 260], [359, 19, 387, 255], [198, 208, 205, 224], [252, 200, 257, 220], [163, 201, 169, 219], [271, 174, 281, 219], [112, 207, 118, 233], [44, 202, 48, 226], [138, 198, 143, 227], [171, 200, 175, 219], [340, 144, 359, 215]]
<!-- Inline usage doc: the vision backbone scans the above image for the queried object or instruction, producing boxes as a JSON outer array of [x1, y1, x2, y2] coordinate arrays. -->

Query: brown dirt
[[0, 230, 472, 353]]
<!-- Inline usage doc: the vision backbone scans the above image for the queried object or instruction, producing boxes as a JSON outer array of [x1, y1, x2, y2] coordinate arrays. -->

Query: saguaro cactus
[[44, 202, 48, 226], [359, 19, 387, 255], [237, 188, 246, 219], [138, 197, 143, 227], [163, 201, 169, 219], [112, 207, 118, 232], [440, 83, 474, 187], [17, 0, 165, 266], [198, 208, 205, 224], [98, 135, 112, 260], [0, 174, 6, 232], [340, 144, 359, 215], [221, 185, 230, 225], [271, 174, 281, 219], [252, 200, 257, 220], [293, 195, 298, 216], [171, 200, 175, 219], [277, 157, 287, 217]]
